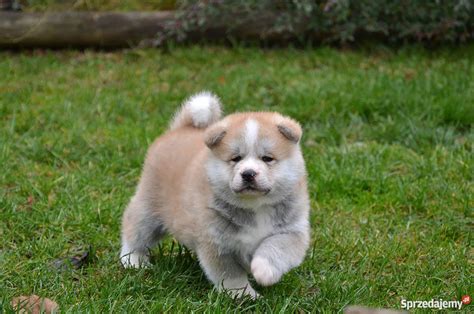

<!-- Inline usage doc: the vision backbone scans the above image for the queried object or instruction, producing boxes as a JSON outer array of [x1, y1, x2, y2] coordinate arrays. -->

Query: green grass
[[0, 46, 473, 313]]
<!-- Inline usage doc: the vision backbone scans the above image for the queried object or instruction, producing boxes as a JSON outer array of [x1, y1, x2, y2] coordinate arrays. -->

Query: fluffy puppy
[[120, 92, 310, 298]]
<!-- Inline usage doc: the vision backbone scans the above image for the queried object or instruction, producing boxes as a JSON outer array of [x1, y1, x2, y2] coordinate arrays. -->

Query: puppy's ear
[[277, 117, 302, 143], [204, 123, 227, 149]]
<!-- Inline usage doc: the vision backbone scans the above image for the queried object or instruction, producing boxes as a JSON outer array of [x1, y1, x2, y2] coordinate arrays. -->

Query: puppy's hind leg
[[120, 193, 166, 268]]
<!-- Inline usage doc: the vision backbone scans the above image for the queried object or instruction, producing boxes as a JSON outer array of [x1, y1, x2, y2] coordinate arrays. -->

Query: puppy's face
[[205, 113, 306, 207]]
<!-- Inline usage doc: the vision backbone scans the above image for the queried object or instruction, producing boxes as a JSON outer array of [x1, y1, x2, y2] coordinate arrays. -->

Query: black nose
[[241, 169, 257, 182]]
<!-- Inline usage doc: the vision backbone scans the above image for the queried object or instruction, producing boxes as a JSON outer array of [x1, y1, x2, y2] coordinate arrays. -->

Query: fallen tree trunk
[[0, 11, 175, 48], [0, 11, 315, 48]]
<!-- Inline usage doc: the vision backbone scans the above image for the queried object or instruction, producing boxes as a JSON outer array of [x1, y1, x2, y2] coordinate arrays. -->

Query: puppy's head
[[205, 112, 305, 208]]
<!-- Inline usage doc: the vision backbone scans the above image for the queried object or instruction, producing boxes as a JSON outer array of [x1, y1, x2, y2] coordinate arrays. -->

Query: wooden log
[[0, 11, 313, 48], [0, 11, 175, 48], [0, 0, 13, 10]]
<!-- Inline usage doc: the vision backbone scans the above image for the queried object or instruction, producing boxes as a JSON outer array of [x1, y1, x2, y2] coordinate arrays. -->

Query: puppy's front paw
[[251, 256, 281, 286]]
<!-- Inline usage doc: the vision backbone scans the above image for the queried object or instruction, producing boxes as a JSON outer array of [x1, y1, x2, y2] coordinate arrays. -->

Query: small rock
[[11, 295, 59, 314], [344, 305, 407, 314]]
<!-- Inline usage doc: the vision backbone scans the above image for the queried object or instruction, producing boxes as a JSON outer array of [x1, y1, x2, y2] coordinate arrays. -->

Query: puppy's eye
[[261, 156, 274, 163], [230, 156, 242, 163]]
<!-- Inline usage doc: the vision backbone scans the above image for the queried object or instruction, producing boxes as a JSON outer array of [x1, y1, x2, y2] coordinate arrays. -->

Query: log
[[0, 11, 175, 48], [0, 0, 14, 10], [0, 11, 313, 48]]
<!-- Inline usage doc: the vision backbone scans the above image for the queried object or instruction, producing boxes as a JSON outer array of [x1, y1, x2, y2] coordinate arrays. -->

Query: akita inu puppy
[[120, 92, 310, 298]]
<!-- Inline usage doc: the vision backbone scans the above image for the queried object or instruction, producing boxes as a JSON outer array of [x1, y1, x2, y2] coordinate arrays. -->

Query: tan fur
[[122, 127, 210, 249]]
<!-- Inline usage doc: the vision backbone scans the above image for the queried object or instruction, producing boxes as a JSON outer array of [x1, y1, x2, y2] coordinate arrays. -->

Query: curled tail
[[170, 91, 222, 130]]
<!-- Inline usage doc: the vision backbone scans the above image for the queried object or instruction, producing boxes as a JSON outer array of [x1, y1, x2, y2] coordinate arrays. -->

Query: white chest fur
[[233, 209, 275, 256], [208, 201, 286, 266]]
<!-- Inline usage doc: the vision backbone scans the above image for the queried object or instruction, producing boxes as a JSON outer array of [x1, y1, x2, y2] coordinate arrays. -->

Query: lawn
[[0, 46, 472, 312]]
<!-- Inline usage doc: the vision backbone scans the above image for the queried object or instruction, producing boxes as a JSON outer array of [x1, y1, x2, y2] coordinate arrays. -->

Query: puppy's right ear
[[204, 123, 227, 149]]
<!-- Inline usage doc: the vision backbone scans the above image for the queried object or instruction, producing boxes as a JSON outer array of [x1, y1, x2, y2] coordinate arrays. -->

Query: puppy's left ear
[[277, 117, 302, 143]]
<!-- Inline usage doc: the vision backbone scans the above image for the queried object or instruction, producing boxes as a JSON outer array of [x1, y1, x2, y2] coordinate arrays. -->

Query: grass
[[0, 45, 473, 312]]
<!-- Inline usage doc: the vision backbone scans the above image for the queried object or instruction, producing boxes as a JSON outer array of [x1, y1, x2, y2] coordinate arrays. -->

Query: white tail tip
[[170, 91, 222, 130]]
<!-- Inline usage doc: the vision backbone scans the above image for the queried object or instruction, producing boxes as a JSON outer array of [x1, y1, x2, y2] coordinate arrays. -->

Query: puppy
[[120, 92, 310, 298]]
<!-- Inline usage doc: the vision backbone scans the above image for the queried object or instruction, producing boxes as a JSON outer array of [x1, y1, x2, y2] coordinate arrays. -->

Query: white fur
[[251, 256, 280, 286], [234, 207, 275, 252], [188, 92, 221, 127], [244, 119, 259, 148], [220, 278, 259, 299], [120, 240, 150, 268], [170, 91, 221, 129], [271, 150, 305, 188]]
